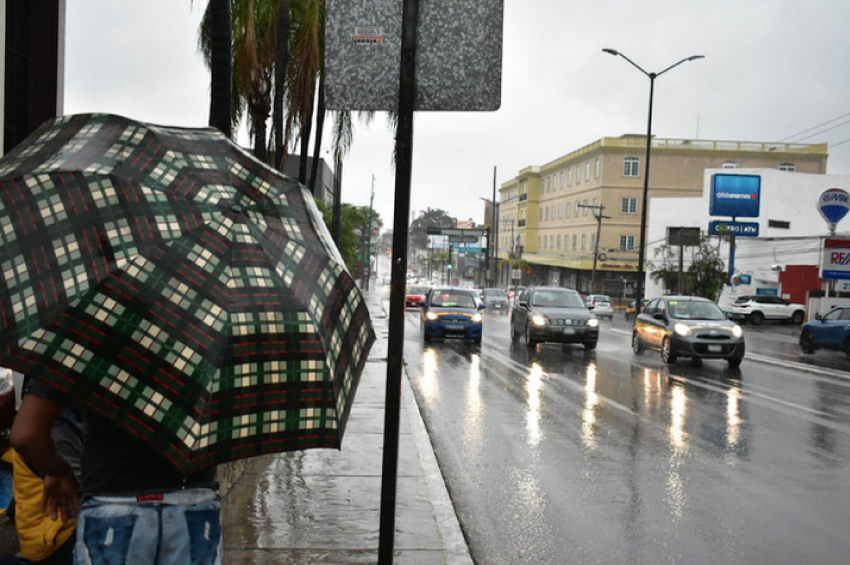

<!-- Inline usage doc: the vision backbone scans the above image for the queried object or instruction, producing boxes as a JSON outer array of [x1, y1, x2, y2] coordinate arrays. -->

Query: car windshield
[[408, 286, 429, 294], [482, 289, 507, 297], [668, 300, 727, 321], [431, 292, 477, 308], [530, 290, 585, 308]]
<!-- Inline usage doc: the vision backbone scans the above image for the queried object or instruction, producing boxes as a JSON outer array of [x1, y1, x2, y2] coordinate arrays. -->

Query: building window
[[780, 162, 796, 172], [581, 234, 587, 250], [539, 209, 543, 221], [621, 198, 638, 214], [623, 157, 640, 177], [595, 158, 600, 178], [568, 168, 572, 186], [722, 162, 739, 169], [558, 204, 563, 219], [585, 162, 590, 181], [574, 201, 579, 217], [557, 234, 562, 248], [619, 235, 635, 250], [550, 235, 554, 249], [560, 170, 565, 189], [552, 205, 556, 220], [593, 197, 599, 208], [576, 165, 581, 184], [591, 234, 595, 248], [565, 203, 571, 217], [538, 236, 542, 249], [583, 199, 589, 216], [545, 208, 549, 221]]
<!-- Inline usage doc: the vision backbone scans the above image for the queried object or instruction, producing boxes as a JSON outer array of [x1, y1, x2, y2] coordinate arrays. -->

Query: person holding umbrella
[[1, 114, 375, 565]]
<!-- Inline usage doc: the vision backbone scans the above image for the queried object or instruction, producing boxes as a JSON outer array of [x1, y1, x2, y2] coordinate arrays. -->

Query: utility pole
[[577, 203, 610, 293], [364, 174, 375, 291]]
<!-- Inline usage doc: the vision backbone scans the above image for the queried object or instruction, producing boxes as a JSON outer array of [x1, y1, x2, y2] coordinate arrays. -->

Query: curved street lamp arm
[[602, 48, 650, 77], [657, 55, 705, 78]]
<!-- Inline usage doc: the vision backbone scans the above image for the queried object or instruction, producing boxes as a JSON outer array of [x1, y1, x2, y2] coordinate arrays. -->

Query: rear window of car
[[408, 286, 429, 294], [483, 289, 507, 297], [591, 295, 612, 303], [430, 292, 477, 308]]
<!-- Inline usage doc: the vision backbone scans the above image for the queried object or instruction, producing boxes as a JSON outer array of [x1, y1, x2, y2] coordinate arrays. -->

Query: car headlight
[[674, 323, 692, 337], [587, 318, 599, 327], [532, 314, 547, 326], [732, 325, 743, 338], [426, 312, 438, 320], [472, 313, 483, 322]]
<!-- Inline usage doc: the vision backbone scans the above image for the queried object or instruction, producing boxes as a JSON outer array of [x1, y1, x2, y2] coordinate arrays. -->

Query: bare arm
[[10, 394, 80, 522]]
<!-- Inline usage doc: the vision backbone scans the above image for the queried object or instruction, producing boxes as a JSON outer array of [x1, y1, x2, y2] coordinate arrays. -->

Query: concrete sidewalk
[[221, 290, 473, 564]]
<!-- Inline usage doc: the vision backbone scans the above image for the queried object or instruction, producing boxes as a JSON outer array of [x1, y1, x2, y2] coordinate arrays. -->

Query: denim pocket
[[82, 515, 137, 565], [185, 508, 221, 565]]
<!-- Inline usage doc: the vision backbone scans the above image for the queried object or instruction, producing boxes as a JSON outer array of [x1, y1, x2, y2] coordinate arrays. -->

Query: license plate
[[563, 328, 575, 335], [494, 304, 501, 308], [708, 345, 722, 353], [444, 324, 464, 331]]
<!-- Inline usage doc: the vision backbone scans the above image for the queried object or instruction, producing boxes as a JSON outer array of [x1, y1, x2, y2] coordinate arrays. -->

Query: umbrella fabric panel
[[0, 114, 375, 473]]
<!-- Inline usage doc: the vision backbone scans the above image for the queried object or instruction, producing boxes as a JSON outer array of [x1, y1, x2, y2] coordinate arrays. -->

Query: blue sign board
[[457, 246, 484, 253], [708, 221, 760, 237], [709, 174, 761, 218]]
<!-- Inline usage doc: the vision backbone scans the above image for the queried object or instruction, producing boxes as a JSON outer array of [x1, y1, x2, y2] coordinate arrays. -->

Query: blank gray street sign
[[325, 0, 504, 111]]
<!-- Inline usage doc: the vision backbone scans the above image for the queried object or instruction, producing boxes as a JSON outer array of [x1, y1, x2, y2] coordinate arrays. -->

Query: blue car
[[420, 287, 484, 343], [800, 304, 850, 361]]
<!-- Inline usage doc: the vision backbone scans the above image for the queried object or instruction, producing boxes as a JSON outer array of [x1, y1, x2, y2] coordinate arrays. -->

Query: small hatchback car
[[632, 296, 745, 367], [420, 287, 485, 343], [799, 304, 850, 361], [585, 294, 614, 319], [510, 287, 598, 349], [480, 288, 510, 310]]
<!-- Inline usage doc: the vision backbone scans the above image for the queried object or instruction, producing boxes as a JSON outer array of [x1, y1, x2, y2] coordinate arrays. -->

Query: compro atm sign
[[821, 238, 850, 280]]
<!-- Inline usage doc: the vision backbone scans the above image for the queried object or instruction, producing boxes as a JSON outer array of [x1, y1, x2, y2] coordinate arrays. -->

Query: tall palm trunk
[[273, 0, 292, 171], [298, 82, 315, 185], [209, 0, 232, 137], [309, 73, 326, 193]]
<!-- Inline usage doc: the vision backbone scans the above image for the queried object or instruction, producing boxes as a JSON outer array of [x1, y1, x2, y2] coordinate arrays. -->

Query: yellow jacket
[[1, 447, 76, 562]]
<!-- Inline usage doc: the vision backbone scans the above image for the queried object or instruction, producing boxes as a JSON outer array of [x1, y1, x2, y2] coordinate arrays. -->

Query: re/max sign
[[821, 238, 850, 280]]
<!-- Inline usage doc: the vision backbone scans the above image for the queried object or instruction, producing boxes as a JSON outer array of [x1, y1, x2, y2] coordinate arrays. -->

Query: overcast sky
[[64, 0, 850, 231]]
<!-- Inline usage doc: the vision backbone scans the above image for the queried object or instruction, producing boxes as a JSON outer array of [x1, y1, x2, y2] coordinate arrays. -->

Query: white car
[[728, 295, 806, 325], [585, 294, 615, 319]]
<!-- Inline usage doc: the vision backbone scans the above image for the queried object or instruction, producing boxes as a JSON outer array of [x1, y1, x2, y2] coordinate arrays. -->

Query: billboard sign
[[817, 188, 850, 231], [709, 174, 761, 218], [708, 221, 760, 237], [820, 238, 850, 280]]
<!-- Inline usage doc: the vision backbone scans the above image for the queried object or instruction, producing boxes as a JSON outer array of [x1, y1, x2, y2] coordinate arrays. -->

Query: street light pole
[[602, 48, 703, 310]]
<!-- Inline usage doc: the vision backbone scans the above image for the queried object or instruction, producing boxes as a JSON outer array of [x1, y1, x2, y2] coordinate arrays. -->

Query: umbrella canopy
[[0, 113, 375, 473]]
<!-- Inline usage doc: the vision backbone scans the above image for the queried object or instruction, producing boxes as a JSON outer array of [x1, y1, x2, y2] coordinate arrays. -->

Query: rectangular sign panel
[[708, 221, 760, 237], [820, 238, 850, 280], [709, 174, 761, 218], [325, 0, 504, 111]]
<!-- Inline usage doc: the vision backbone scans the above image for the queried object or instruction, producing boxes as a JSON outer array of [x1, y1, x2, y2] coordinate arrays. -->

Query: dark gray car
[[480, 288, 510, 310], [510, 286, 599, 349]]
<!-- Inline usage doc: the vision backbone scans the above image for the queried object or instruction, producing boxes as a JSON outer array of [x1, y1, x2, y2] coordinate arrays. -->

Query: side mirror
[[815, 313, 822, 321], [517, 300, 528, 308], [478, 303, 486, 310]]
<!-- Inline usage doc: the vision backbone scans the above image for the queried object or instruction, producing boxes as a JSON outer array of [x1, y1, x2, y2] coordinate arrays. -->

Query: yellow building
[[496, 134, 828, 295]]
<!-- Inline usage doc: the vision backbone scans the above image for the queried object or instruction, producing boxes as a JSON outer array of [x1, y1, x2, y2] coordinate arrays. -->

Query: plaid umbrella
[[0, 113, 375, 473]]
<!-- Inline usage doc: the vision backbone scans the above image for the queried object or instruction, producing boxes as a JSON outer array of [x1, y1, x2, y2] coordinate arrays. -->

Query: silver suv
[[728, 295, 806, 325]]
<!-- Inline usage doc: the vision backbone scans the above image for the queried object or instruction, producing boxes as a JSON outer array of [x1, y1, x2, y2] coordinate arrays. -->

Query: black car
[[632, 295, 745, 367], [510, 286, 598, 349]]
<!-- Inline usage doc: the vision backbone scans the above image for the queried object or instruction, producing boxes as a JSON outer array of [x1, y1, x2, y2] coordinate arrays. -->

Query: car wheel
[[631, 331, 644, 355], [799, 330, 815, 354], [750, 311, 765, 326], [584, 341, 597, 351], [727, 356, 743, 368], [791, 310, 805, 325], [510, 322, 519, 342], [661, 337, 677, 364], [525, 324, 538, 348]]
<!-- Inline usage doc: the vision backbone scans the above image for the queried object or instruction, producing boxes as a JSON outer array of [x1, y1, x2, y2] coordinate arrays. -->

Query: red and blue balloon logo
[[818, 188, 850, 228]]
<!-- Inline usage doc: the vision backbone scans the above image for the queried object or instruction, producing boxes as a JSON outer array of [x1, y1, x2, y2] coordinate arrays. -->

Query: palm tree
[[205, 0, 232, 137], [200, 0, 277, 159], [272, 0, 292, 171]]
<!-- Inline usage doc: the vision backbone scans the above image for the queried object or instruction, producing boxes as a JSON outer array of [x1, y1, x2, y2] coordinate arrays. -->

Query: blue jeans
[[73, 489, 221, 565]]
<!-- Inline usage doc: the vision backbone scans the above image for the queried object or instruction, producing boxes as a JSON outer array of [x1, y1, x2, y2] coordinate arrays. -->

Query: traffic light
[[447, 263, 453, 271]]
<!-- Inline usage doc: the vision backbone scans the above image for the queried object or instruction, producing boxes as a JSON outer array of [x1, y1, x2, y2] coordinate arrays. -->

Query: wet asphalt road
[[401, 306, 850, 565]]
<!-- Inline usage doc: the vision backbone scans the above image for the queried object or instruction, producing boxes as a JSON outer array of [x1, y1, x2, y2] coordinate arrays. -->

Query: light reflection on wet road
[[403, 309, 850, 565]]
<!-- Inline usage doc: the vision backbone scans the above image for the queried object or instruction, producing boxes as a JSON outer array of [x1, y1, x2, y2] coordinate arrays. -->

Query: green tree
[[206, 0, 232, 138], [648, 236, 727, 300], [408, 208, 456, 252], [315, 199, 382, 276]]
